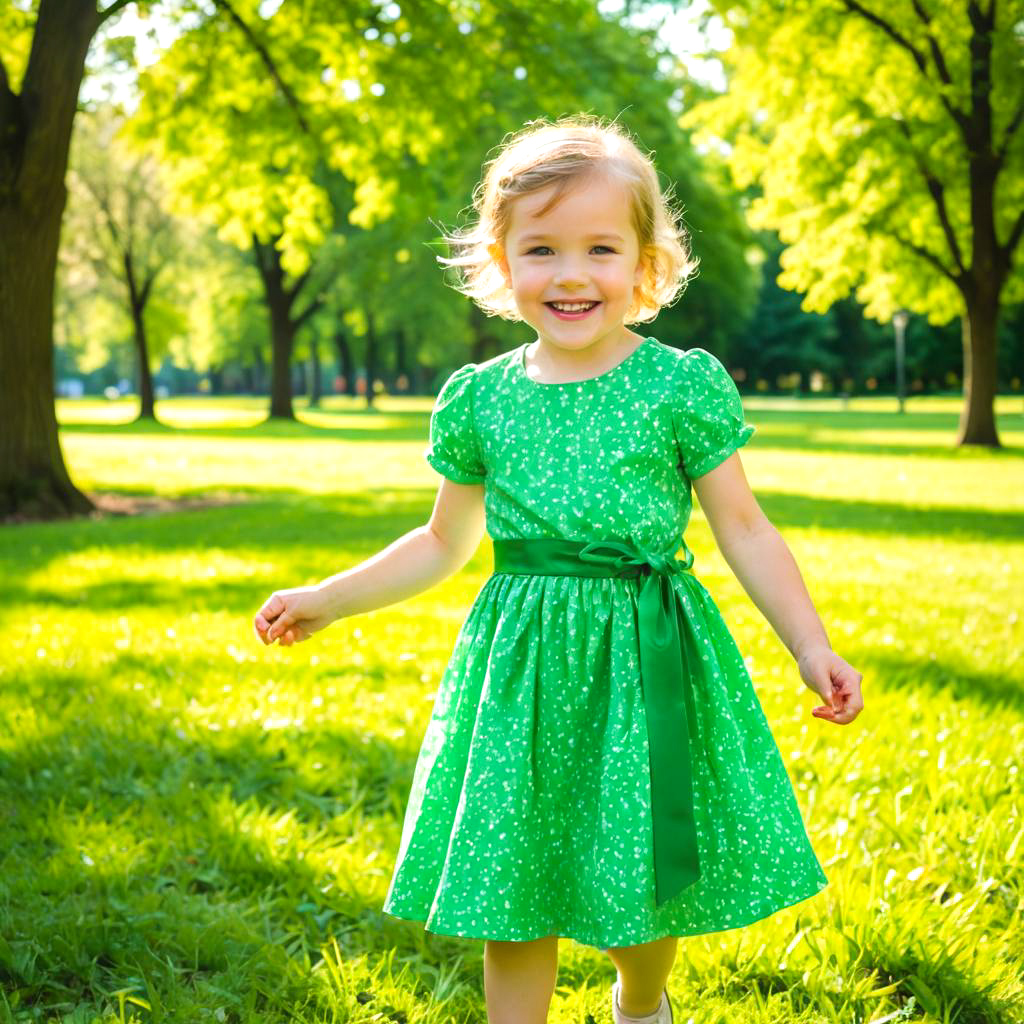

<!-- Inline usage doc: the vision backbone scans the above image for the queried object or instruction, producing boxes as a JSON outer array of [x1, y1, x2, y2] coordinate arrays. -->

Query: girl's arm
[[254, 478, 486, 645], [692, 452, 864, 725], [321, 477, 486, 619]]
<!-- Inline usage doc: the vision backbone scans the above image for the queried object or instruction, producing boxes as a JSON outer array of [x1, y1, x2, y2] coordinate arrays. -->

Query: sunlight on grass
[[1, 395, 1021, 1022], [56, 394, 428, 430]]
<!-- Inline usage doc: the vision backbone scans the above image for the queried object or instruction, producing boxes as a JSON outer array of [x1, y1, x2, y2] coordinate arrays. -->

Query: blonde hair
[[436, 113, 698, 324]]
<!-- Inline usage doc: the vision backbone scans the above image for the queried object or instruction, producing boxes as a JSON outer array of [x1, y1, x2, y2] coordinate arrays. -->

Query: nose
[[552, 260, 589, 288]]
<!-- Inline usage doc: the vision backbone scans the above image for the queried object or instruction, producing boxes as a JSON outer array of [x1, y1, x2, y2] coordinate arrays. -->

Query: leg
[[483, 934, 560, 1024], [604, 935, 678, 1018]]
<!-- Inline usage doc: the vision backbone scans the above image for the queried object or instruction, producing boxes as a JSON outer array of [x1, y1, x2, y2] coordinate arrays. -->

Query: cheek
[[596, 267, 635, 295], [512, 267, 548, 295]]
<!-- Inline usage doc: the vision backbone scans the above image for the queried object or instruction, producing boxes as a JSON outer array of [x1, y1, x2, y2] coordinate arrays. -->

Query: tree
[[124, 0, 699, 416], [683, 0, 1024, 446], [64, 102, 179, 419], [0, 0, 144, 521]]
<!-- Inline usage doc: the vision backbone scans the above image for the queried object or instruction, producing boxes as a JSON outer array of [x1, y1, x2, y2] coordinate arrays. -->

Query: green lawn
[[2, 393, 1022, 1023]]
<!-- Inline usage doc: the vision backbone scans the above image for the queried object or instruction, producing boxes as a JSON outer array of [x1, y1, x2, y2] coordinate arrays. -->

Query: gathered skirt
[[382, 570, 829, 949]]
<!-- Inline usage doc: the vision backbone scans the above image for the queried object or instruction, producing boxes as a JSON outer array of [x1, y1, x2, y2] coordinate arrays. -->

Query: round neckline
[[518, 336, 654, 387]]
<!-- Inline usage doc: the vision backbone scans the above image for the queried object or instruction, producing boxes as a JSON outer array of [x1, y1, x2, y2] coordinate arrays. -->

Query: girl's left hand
[[797, 645, 864, 725]]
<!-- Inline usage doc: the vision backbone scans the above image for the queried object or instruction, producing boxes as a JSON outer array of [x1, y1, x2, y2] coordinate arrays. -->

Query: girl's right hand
[[797, 644, 864, 725], [254, 584, 335, 646]]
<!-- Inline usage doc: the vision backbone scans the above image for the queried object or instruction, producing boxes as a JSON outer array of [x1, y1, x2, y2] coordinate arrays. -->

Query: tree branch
[[251, 232, 274, 287], [863, 203, 963, 285], [839, 0, 969, 137], [999, 207, 1024, 269], [78, 168, 124, 250], [887, 227, 963, 285], [892, 116, 967, 276], [140, 265, 158, 307], [965, 0, 995, 157], [293, 295, 324, 331], [284, 265, 312, 305], [98, 0, 136, 26], [212, 0, 312, 136], [994, 96, 1024, 168], [909, 0, 954, 90]]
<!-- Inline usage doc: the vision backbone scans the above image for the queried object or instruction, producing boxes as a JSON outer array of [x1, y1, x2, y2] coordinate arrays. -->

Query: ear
[[488, 242, 511, 286]]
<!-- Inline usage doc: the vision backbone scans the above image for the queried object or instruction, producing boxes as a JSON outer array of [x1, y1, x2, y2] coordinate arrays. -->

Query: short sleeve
[[672, 348, 756, 480], [424, 363, 487, 484]]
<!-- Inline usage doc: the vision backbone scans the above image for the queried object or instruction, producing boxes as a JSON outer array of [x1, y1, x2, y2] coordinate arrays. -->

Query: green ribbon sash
[[490, 536, 702, 907]]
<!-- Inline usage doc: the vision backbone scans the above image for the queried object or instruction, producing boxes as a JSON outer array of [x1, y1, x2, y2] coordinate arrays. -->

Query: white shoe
[[610, 979, 674, 1024]]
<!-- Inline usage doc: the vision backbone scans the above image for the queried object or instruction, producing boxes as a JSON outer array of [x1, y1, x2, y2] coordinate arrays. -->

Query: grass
[[1, 392, 1022, 1023]]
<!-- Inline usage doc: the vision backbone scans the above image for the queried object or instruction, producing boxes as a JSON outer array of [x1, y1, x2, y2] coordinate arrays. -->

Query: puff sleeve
[[672, 347, 756, 481], [424, 363, 487, 484]]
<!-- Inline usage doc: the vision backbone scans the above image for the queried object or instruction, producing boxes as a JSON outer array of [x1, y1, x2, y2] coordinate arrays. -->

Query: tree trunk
[[956, 287, 1001, 446], [364, 308, 379, 410], [129, 295, 156, 420], [268, 302, 296, 418], [307, 339, 322, 407], [0, 0, 99, 521], [957, 12, 1003, 448], [393, 326, 408, 391], [334, 330, 356, 397], [252, 236, 296, 420]]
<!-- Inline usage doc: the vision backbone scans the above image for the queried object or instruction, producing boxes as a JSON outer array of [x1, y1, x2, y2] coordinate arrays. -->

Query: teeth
[[550, 301, 597, 312]]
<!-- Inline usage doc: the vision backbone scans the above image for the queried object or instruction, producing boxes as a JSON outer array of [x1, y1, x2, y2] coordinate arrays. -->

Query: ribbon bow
[[578, 539, 702, 906]]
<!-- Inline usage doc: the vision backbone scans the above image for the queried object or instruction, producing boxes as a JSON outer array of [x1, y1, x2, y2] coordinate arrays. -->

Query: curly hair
[[435, 113, 698, 325]]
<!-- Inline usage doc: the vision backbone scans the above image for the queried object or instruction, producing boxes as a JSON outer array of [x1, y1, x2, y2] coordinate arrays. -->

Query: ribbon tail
[[637, 575, 701, 907]]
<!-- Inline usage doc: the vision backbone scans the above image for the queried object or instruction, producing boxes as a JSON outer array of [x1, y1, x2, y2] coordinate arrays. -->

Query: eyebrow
[[518, 233, 625, 243]]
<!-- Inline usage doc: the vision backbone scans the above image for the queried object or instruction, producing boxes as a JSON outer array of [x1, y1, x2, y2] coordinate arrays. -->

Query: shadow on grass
[[0, 673, 473, 1018], [2, 486, 1020, 600]]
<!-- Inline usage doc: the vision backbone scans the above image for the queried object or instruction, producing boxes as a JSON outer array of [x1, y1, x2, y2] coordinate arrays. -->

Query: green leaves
[[685, 0, 1024, 324]]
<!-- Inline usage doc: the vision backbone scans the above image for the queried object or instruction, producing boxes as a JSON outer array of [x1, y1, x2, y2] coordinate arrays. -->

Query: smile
[[545, 301, 601, 320]]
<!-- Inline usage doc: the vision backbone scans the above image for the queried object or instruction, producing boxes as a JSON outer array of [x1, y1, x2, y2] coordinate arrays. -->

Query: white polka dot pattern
[[385, 337, 828, 948]]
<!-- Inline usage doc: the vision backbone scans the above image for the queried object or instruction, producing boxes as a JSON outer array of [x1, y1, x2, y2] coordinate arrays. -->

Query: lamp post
[[893, 309, 909, 414]]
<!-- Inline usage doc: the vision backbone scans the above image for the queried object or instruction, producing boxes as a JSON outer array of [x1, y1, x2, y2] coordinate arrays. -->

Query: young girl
[[254, 114, 865, 1024]]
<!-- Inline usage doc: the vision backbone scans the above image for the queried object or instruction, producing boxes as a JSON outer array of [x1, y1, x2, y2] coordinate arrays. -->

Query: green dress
[[382, 336, 828, 949]]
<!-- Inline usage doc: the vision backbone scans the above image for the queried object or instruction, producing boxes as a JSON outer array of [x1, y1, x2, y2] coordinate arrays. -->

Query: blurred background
[[1, 3, 1022, 1023], [4, 0, 1022, 478]]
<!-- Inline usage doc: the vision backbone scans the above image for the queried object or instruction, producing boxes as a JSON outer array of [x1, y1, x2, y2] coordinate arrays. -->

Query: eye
[[523, 245, 617, 255]]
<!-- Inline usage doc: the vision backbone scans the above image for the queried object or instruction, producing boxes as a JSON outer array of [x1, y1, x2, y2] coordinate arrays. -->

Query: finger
[[258, 594, 284, 623], [267, 611, 295, 642], [813, 700, 850, 722], [254, 617, 276, 644], [255, 597, 285, 643], [279, 624, 302, 646]]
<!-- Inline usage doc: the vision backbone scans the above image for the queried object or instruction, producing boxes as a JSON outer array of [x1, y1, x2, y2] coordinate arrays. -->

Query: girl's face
[[491, 172, 646, 354]]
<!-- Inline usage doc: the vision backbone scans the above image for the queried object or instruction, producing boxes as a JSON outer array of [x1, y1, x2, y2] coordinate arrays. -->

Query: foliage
[[682, 0, 1024, 324], [119, 0, 757, 368], [0, 2, 35, 92]]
